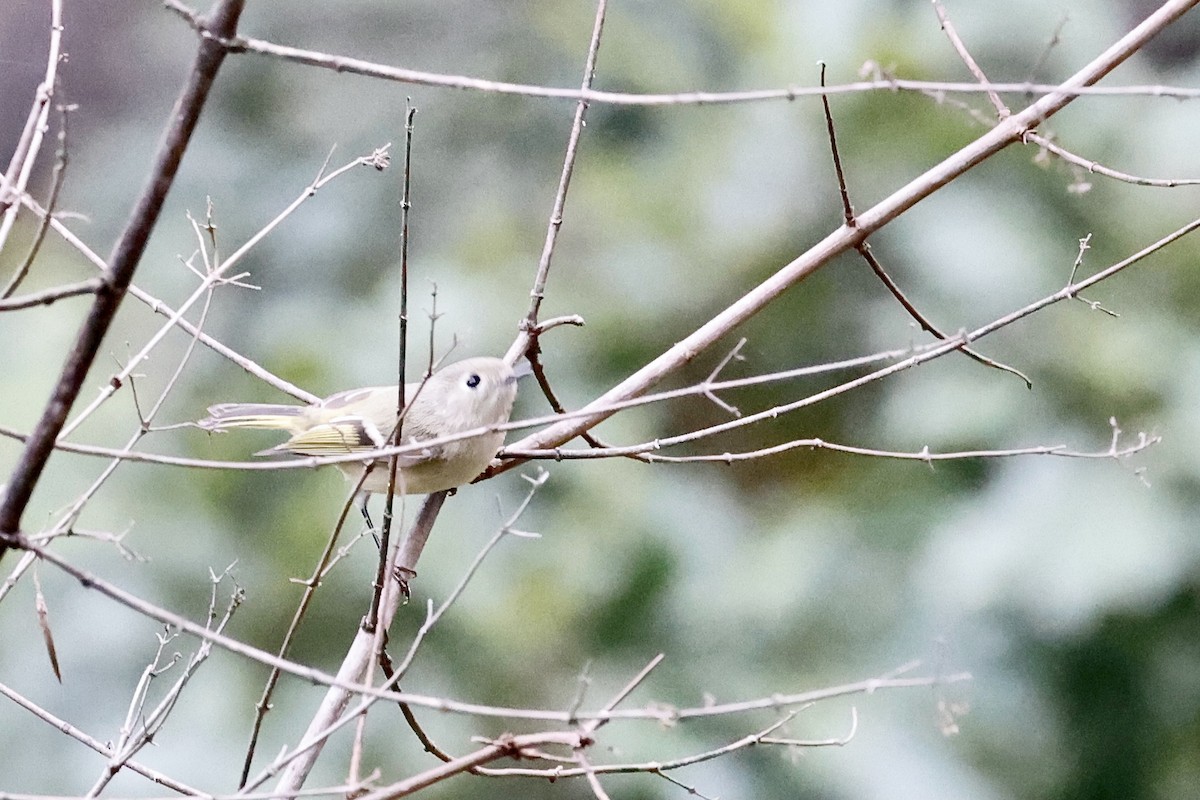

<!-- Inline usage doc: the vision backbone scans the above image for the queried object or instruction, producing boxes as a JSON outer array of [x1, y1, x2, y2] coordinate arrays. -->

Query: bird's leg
[[357, 492, 381, 548], [360, 491, 412, 598]]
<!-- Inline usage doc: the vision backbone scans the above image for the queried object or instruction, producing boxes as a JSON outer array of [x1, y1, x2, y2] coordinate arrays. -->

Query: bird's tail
[[197, 403, 307, 433]]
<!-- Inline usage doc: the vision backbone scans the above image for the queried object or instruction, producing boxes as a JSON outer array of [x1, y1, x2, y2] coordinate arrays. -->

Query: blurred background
[[2, 0, 1199, 797]]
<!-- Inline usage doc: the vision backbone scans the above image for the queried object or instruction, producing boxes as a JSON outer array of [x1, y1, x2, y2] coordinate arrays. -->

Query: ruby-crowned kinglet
[[197, 357, 522, 495]]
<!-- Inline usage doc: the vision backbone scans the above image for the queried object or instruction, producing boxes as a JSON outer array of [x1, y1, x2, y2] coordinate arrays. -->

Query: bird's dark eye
[[465, 373, 482, 389]]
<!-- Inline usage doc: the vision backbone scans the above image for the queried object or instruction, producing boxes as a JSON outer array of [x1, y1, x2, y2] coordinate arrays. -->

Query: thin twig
[[0, 0, 247, 563], [388, 471, 545, 682], [484, 0, 1200, 477], [2, 96, 71, 299], [0, 262, 220, 610], [760, 706, 860, 747], [371, 101, 417, 634], [581, 653, 666, 734], [34, 211, 1176, 475], [818, 62, 1031, 387], [88, 569, 242, 796], [0, 542, 975, 726], [520, 0, 607, 330], [580, 754, 612, 800], [6, 209, 1185, 473], [354, 731, 588, 800], [504, 0, 609, 455], [856, 243, 1033, 387], [1027, 131, 1200, 188], [161, 0, 1200, 104], [237, 472, 375, 788], [932, 0, 1010, 118], [486, 713, 797, 779], [0, 681, 203, 794], [0, 0, 64, 256], [0, 277, 101, 311], [504, 428, 1159, 465], [12, 191, 318, 402], [266, 492, 447, 793], [1026, 14, 1070, 87], [58, 148, 389, 442], [933, 3, 1200, 192], [376, 477, 553, 770]]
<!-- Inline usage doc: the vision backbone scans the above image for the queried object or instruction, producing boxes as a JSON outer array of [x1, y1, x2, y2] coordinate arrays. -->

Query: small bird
[[197, 357, 522, 496]]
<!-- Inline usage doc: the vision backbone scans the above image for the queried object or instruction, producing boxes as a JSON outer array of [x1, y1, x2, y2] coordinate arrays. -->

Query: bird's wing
[[320, 385, 402, 411], [262, 415, 438, 467]]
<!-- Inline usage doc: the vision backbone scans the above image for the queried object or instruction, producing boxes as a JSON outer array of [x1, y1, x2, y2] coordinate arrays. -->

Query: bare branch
[[0, 681, 202, 793], [0, 0, 65, 256], [2, 97, 71, 299], [267, 474, 546, 791], [1025, 14, 1070, 86], [355, 731, 589, 800], [516, 0, 607, 337], [581, 653, 666, 734], [0, 277, 101, 311], [58, 148, 389, 441], [486, 0, 1200, 478], [238, 476, 375, 788], [761, 706, 860, 748], [162, 0, 1200, 104], [504, 427, 1160, 466], [485, 712, 798, 780], [4, 208, 1186, 475], [818, 62, 1031, 387], [1027, 131, 1200, 188], [13, 192, 318, 402], [0, 0, 248, 562], [932, 0, 1011, 118]]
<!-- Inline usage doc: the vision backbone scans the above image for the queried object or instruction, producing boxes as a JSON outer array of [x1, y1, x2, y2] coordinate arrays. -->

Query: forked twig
[[2, 96, 71, 299], [932, 0, 1010, 119], [818, 62, 1031, 387], [487, 0, 1200, 477], [504, 0, 610, 454], [0, 0, 65, 257]]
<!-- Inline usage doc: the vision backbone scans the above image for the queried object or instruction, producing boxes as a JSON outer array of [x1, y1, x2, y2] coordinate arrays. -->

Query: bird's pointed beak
[[510, 358, 534, 382]]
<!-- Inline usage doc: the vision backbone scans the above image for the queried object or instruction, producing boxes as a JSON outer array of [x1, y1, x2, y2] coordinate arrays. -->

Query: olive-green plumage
[[198, 357, 520, 495]]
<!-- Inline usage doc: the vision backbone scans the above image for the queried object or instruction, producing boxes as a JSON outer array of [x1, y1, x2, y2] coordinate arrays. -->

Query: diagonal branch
[[483, 0, 1199, 476], [520, 0, 607, 331], [0, 0, 64, 257], [817, 62, 1031, 387], [12, 189, 319, 403], [0, 0, 247, 562]]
